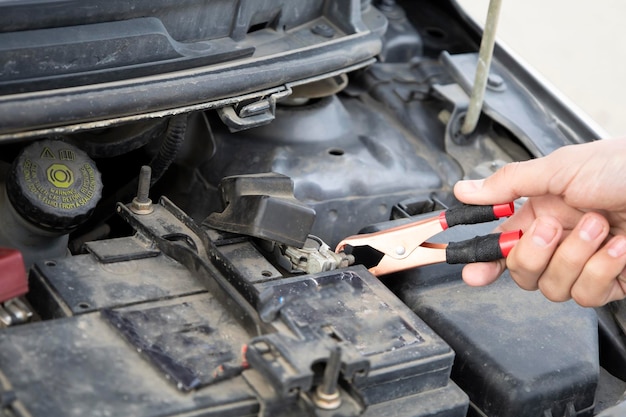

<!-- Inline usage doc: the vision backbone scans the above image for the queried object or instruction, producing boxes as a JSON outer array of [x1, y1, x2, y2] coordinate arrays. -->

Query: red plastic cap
[[438, 211, 449, 230], [499, 230, 523, 257], [0, 248, 28, 302], [493, 202, 515, 218]]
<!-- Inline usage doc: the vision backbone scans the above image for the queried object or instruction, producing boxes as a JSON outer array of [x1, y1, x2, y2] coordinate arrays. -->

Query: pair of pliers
[[335, 203, 522, 276]]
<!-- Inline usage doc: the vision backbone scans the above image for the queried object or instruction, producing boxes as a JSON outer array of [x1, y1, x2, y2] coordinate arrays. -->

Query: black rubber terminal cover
[[205, 173, 315, 248], [7, 139, 103, 233]]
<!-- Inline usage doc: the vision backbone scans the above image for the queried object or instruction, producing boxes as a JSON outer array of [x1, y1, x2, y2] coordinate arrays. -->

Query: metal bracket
[[440, 51, 572, 157], [433, 83, 513, 177], [277, 235, 354, 274], [115, 197, 268, 336]]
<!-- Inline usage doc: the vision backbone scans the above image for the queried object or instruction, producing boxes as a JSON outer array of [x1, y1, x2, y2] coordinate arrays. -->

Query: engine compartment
[[0, 1, 625, 416]]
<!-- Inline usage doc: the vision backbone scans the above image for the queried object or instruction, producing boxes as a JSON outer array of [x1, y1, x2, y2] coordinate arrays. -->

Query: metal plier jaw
[[335, 203, 522, 276]]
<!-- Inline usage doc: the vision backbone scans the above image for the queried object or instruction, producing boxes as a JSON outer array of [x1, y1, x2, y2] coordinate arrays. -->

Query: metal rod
[[136, 165, 152, 204], [320, 346, 342, 396], [313, 345, 343, 409], [130, 165, 154, 215], [460, 0, 503, 135]]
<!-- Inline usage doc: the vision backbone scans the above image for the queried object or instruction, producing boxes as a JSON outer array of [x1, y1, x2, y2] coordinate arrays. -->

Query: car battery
[[3, 203, 469, 416]]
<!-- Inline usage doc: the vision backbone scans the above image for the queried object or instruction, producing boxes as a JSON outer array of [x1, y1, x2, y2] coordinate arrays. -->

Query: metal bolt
[[487, 73, 504, 88], [395, 246, 406, 256], [437, 110, 452, 125], [311, 23, 335, 38], [130, 165, 154, 215], [136, 166, 151, 203], [313, 346, 342, 410]]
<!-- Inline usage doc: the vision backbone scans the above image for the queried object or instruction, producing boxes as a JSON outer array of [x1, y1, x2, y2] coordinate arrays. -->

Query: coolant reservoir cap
[[6, 140, 103, 233]]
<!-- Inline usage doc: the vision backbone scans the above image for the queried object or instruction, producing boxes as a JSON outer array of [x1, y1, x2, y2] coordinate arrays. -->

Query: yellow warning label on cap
[[22, 159, 97, 210], [46, 164, 74, 189]]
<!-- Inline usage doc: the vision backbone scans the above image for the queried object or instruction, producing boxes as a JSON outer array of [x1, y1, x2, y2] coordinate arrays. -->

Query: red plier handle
[[335, 203, 521, 276]]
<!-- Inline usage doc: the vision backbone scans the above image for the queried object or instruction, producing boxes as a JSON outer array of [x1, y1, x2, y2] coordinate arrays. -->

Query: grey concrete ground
[[456, 0, 626, 137]]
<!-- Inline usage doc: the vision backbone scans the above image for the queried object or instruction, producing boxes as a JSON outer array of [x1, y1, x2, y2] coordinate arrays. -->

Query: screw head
[[311, 23, 335, 38], [487, 73, 506, 91]]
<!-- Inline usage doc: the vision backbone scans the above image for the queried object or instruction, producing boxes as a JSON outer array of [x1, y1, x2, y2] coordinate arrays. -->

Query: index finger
[[454, 153, 565, 206]]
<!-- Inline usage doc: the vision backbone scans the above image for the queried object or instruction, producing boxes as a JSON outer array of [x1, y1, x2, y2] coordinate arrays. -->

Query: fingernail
[[456, 179, 484, 193], [579, 216, 604, 241], [532, 219, 558, 247], [608, 237, 626, 258]]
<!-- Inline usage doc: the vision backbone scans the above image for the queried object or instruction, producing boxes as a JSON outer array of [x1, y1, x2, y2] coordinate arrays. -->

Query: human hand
[[453, 138, 626, 307]]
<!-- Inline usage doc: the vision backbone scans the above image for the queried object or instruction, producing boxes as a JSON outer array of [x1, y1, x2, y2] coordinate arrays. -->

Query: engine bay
[[0, 1, 625, 416]]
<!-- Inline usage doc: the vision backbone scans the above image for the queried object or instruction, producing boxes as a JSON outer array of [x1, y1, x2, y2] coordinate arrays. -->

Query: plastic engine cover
[[385, 218, 599, 417]]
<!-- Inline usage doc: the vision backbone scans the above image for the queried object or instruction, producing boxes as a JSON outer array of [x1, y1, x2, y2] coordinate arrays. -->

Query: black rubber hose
[[150, 114, 188, 186]]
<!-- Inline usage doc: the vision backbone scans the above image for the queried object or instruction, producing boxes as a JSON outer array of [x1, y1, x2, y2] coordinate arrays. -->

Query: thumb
[[454, 156, 561, 205]]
